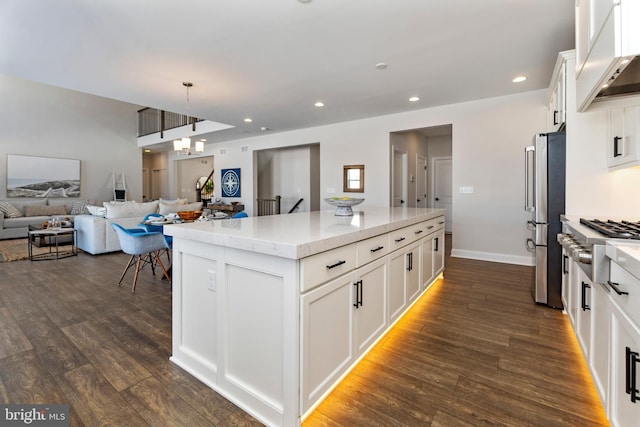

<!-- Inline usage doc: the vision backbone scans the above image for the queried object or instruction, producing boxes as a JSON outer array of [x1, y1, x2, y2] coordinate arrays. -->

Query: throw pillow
[[86, 205, 107, 217], [24, 204, 68, 217], [103, 200, 159, 219], [159, 201, 202, 215], [159, 198, 188, 204], [0, 202, 23, 218], [70, 199, 95, 215]]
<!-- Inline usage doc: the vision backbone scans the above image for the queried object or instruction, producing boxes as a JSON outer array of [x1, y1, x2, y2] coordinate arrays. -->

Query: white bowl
[[324, 197, 364, 216]]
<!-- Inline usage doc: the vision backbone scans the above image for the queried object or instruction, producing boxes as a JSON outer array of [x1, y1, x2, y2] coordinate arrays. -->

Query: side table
[[27, 226, 77, 261]]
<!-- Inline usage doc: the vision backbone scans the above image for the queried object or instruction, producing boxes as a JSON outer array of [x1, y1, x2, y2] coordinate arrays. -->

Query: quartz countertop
[[164, 207, 445, 259]]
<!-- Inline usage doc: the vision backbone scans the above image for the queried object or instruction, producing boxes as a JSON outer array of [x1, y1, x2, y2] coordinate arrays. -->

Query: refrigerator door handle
[[525, 146, 535, 212], [526, 238, 536, 253]]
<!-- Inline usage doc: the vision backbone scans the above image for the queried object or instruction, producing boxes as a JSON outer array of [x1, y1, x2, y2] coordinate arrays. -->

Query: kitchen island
[[164, 207, 446, 426]]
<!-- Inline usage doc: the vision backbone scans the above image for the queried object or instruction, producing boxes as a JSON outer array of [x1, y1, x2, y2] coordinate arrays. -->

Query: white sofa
[[74, 200, 202, 255], [74, 214, 149, 255]]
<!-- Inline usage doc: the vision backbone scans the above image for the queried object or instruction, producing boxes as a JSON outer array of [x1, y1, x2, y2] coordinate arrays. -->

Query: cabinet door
[[433, 229, 445, 276], [561, 247, 572, 315], [610, 305, 640, 427], [388, 249, 408, 324], [354, 257, 388, 355], [576, 268, 593, 359], [301, 272, 356, 412], [422, 234, 435, 290], [590, 281, 611, 412], [406, 242, 421, 304]]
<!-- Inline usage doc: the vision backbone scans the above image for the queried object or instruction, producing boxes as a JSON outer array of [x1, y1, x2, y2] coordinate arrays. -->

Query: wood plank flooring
[[0, 235, 608, 426]]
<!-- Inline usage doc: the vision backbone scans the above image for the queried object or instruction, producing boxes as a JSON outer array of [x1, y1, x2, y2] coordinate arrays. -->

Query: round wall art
[[221, 168, 241, 197]]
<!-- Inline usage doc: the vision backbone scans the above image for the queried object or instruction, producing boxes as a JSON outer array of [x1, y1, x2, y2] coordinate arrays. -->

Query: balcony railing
[[138, 108, 205, 138]]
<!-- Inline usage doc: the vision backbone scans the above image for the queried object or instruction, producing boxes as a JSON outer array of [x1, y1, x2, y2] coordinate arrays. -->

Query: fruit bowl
[[324, 197, 364, 216], [177, 210, 202, 221]]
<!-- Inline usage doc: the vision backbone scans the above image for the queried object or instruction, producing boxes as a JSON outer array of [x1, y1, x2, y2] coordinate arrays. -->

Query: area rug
[[0, 238, 54, 262]]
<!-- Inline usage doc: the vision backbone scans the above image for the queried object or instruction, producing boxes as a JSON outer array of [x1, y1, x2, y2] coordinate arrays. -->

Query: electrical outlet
[[207, 270, 216, 292], [459, 186, 474, 194]]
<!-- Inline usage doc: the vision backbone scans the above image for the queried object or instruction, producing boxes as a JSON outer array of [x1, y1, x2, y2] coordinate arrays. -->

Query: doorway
[[391, 149, 407, 207], [176, 156, 214, 202], [416, 155, 428, 208], [432, 156, 452, 232]]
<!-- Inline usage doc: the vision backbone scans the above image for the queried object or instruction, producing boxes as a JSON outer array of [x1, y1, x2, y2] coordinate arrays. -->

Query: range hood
[[595, 56, 640, 100]]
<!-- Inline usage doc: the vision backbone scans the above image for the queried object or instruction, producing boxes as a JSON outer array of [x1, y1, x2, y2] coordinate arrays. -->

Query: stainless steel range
[[559, 218, 640, 285]]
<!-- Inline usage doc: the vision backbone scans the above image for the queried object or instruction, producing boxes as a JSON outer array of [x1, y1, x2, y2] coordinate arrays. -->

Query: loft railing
[[138, 108, 205, 138]]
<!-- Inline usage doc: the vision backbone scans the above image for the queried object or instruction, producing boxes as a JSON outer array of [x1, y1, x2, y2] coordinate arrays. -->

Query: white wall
[[183, 90, 547, 265], [0, 74, 142, 202]]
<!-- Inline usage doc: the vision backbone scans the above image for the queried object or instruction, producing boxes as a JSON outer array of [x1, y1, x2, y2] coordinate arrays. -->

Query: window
[[343, 164, 364, 193]]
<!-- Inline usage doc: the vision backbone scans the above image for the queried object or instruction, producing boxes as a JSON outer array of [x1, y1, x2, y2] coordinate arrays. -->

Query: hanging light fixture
[[174, 81, 205, 155]]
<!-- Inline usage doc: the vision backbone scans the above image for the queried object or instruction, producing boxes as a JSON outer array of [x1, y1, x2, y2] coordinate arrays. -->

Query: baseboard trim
[[450, 249, 535, 266]]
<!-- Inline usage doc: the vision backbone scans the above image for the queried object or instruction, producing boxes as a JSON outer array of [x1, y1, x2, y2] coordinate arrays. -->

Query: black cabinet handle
[[607, 280, 629, 296], [626, 346, 639, 403], [614, 136, 622, 157], [553, 110, 559, 126], [370, 246, 384, 253], [395, 237, 406, 243], [434, 237, 439, 252], [406, 252, 413, 271], [581, 281, 591, 311], [427, 225, 434, 230], [414, 230, 423, 235], [353, 280, 363, 308], [326, 260, 346, 270], [563, 255, 569, 275]]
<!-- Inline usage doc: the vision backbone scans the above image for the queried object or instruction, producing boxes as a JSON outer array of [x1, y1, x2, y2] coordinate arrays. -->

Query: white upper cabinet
[[576, 0, 640, 111], [607, 105, 640, 169], [546, 54, 568, 131]]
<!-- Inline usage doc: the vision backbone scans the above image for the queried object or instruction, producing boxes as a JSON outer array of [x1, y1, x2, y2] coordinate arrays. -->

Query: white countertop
[[606, 240, 640, 280], [164, 207, 445, 259]]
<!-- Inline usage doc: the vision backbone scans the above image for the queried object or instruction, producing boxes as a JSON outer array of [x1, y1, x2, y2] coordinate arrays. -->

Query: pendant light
[[174, 82, 205, 155]]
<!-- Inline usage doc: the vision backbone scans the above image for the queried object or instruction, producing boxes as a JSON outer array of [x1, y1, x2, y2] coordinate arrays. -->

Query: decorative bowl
[[177, 210, 202, 221], [324, 197, 364, 216]]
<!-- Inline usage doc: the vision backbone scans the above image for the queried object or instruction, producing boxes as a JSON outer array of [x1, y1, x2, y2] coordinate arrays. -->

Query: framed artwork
[[6, 154, 81, 198], [221, 168, 241, 197]]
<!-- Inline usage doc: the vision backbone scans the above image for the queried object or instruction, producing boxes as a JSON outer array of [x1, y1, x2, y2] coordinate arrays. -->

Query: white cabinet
[[576, 267, 593, 359], [388, 241, 420, 323], [561, 247, 573, 322], [354, 258, 388, 354], [433, 228, 445, 277], [610, 304, 640, 427], [607, 106, 640, 169], [301, 271, 356, 412], [590, 281, 612, 412], [576, 0, 640, 111], [547, 55, 567, 131], [421, 233, 435, 290]]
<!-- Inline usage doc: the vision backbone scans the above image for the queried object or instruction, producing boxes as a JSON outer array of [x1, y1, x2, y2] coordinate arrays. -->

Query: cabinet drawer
[[609, 261, 640, 328], [389, 221, 425, 251], [300, 243, 357, 292], [433, 216, 445, 231], [356, 234, 389, 267]]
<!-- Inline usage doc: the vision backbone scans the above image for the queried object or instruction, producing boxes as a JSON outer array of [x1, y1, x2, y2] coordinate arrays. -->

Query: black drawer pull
[[427, 225, 434, 229], [626, 346, 640, 403], [370, 246, 384, 253], [581, 281, 591, 311], [614, 136, 622, 157], [414, 230, 423, 235], [438, 221, 445, 224], [607, 280, 629, 296], [395, 237, 406, 243], [326, 260, 346, 270]]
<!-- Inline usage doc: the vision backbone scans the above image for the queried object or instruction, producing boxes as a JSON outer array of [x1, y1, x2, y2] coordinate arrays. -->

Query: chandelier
[[174, 82, 205, 155]]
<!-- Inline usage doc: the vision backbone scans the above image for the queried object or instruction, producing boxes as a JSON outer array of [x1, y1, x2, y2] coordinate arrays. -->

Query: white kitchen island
[[164, 207, 446, 426]]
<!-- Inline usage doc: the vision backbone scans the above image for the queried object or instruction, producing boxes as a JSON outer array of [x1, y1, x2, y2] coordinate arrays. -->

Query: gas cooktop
[[579, 218, 640, 239]]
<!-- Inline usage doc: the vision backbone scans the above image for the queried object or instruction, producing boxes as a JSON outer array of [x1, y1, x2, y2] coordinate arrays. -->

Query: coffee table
[[27, 225, 77, 261]]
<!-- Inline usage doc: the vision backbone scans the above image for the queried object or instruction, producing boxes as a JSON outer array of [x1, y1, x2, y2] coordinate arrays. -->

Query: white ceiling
[[0, 0, 575, 149]]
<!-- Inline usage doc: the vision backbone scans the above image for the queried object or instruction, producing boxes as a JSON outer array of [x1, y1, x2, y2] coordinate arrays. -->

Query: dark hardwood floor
[[0, 235, 607, 426]]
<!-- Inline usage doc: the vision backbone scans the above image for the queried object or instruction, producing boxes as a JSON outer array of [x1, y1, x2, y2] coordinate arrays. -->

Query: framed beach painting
[[6, 154, 81, 198]]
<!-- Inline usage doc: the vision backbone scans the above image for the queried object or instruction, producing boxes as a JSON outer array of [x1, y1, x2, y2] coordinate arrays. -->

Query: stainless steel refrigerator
[[525, 131, 566, 308]]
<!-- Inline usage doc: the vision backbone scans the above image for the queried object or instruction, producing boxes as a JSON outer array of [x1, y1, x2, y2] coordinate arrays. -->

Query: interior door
[[433, 157, 452, 232], [416, 155, 427, 208], [392, 149, 407, 207]]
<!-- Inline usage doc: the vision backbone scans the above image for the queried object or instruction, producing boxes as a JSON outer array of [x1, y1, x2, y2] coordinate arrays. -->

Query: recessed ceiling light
[[261, 127, 269, 131], [512, 76, 527, 83], [144, 149, 151, 153], [409, 96, 420, 102], [298, 0, 312, 3], [375, 62, 387, 70], [314, 101, 325, 107], [244, 118, 253, 123]]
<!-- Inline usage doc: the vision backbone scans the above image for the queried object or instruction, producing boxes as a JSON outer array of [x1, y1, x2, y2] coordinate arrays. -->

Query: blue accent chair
[[140, 213, 173, 246], [231, 211, 248, 218], [111, 223, 171, 292]]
